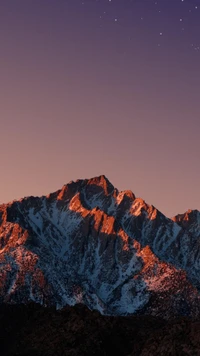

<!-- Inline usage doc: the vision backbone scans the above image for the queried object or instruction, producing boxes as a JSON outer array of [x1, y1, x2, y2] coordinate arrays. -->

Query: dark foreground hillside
[[0, 303, 200, 356]]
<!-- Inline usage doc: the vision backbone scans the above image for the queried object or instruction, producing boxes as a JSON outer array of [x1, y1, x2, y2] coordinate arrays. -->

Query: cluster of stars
[[81, 0, 200, 52], [154, 0, 199, 49]]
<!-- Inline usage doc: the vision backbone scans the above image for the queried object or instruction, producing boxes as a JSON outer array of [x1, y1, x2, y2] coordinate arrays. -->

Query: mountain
[[0, 175, 200, 318], [173, 209, 200, 237]]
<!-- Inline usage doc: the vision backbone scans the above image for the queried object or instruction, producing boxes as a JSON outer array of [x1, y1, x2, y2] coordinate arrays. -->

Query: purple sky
[[0, 0, 200, 217]]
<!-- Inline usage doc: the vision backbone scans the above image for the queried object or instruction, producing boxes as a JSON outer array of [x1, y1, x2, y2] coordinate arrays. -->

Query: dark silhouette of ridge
[[0, 303, 200, 356]]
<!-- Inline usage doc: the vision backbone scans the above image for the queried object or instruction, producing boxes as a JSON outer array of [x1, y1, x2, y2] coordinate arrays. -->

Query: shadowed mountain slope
[[0, 175, 200, 318]]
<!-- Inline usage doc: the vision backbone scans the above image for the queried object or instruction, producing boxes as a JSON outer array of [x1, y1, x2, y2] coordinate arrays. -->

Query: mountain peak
[[86, 175, 114, 194], [173, 209, 200, 222], [0, 175, 200, 318], [172, 209, 200, 236]]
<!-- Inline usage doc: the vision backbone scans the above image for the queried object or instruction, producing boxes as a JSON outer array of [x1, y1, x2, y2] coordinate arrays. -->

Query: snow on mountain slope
[[0, 175, 200, 318], [173, 209, 200, 237]]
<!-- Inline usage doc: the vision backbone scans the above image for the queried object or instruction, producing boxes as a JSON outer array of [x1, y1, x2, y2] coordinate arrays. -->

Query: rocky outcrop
[[0, 175, 200, 318]]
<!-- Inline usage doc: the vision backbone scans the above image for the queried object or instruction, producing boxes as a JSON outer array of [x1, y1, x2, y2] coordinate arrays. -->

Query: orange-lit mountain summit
[[0, 175, 200, 318]]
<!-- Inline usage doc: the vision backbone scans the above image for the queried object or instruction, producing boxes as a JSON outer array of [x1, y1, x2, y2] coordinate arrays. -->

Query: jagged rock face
[[0, 175, 200, 318], [173, 209, 200, 236]]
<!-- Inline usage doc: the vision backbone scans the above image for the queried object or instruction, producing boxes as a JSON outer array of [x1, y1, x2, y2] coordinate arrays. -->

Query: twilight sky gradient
[[0, 0, 200, 217]]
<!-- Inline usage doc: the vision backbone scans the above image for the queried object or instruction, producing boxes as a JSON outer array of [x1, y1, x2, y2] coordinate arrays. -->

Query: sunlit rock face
[[173, 209, 200, 236], [0, 175, 200, 318]]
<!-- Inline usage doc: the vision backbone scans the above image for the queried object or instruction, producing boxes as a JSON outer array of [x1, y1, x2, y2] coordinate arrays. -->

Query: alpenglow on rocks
[[0, 175, 200, 319]]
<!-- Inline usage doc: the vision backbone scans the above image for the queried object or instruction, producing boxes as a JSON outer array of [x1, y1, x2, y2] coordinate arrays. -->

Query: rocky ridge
[[1, 303, 200, 356], [0, 175, 200, 318]]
